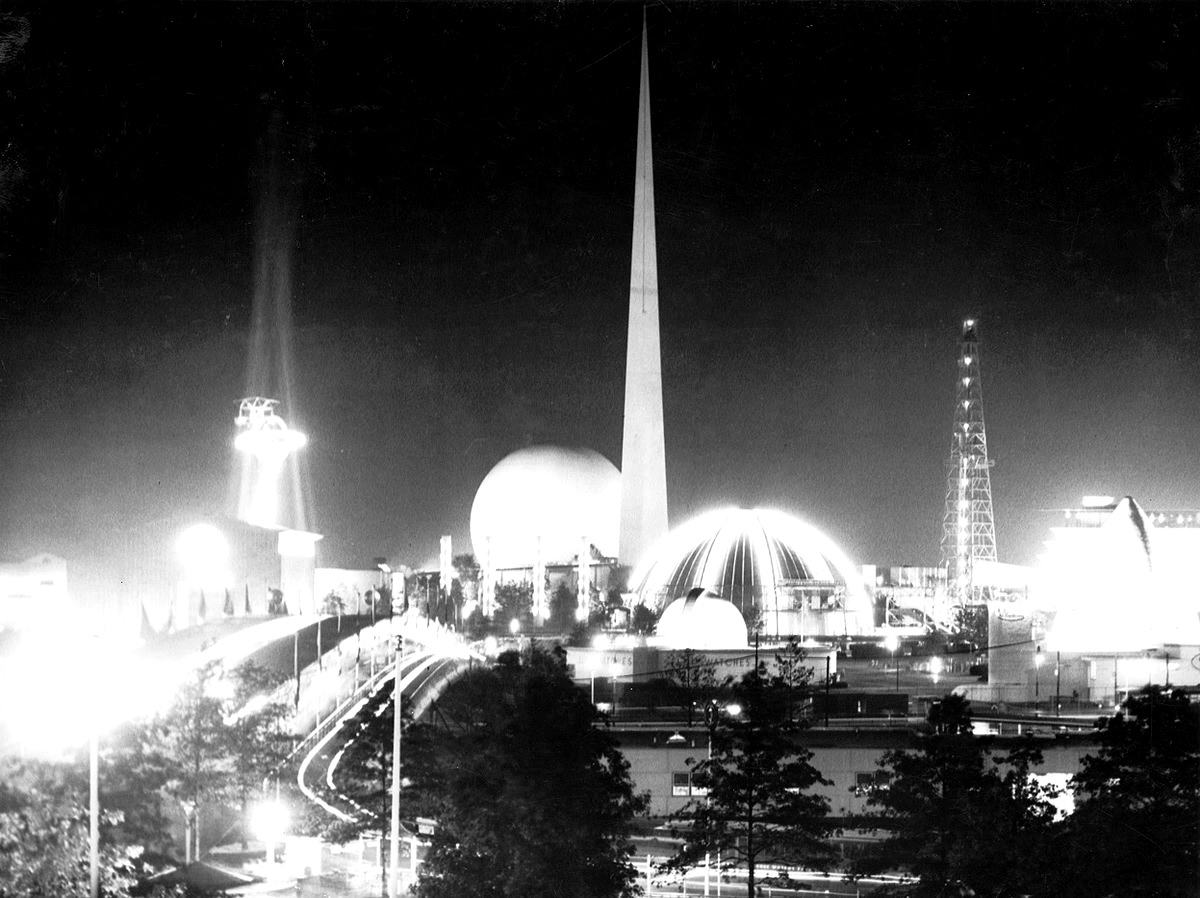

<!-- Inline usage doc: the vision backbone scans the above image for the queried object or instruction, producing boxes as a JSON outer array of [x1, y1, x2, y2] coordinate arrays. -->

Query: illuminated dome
[[470, 445, 620, 569], [656, 588, 748, 650], [633, 507, 871, 638]]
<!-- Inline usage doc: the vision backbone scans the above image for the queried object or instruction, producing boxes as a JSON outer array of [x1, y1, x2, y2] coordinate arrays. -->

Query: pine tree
[[667, 663, 835, 898]]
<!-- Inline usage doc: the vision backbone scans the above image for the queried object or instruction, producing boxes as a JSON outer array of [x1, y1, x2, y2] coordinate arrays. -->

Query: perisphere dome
[[470, 445, 621, 570], [656, 588, 749, 650], [633, 507, 871, 638]]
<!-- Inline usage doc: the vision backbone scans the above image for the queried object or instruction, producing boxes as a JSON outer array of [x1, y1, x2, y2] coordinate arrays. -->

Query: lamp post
[[89, 716, 99, 898], [700, 701, 741, 898], [1054, 651, 1061, 716], [1034, 645, 1044, 715], [389, 621, 405, 898], [611, 662, 622, 718], [883, 633, 900, 692], [251, 794, 290, 879]]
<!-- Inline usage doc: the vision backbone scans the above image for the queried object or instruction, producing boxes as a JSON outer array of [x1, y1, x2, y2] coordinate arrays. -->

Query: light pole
[[89, 718, 99, 898], [250, 794, 290, 879], [389, 621, 405, 898], [1034, 645, 1044, 715], [1055, 650, 1062, 716], [611, 663, 621, 718], [883, 633, 899, 692], [700, 701, 741, 898]]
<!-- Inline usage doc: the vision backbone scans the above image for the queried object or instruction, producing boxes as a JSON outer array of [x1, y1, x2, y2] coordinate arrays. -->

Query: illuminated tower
[[940, 318, 997, 603], [234, 396, 307, 529], [619, 12, 669, 569]]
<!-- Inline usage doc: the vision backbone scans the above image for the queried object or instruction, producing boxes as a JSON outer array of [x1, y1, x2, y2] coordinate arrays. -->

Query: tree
[[0, 756, 144, 898], [771, 637, 816, 723], [151, 661, 232, 861], [667, 664, 834, 898], [321, 591, 345, 615], [412, 644, 646, 898], [452, 553, 481, 605], [629, 602, 657, 635], [494, 581, 533, 628], [148, 660, 297, 861], [1051, 686, 1200, 898], [222, 661, 293, 849], [664, 649, 718, 726], [548, 580, 577, 631], [854, 695, 1060, 897]]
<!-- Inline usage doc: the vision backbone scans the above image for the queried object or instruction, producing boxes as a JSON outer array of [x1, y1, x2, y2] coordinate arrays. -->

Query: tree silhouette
[[668, 663, 834, 898]]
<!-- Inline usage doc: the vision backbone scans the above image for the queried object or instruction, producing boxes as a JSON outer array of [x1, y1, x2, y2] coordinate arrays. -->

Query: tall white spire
[[619, 11, 669, 570]]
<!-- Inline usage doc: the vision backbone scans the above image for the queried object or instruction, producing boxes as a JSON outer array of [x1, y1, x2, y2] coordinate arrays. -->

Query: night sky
[[2, 2, 1199, 575]]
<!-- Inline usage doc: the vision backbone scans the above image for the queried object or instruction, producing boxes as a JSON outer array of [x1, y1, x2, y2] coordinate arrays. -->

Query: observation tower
[[940, 319, 997, 605], [234, 397, 306, 529]]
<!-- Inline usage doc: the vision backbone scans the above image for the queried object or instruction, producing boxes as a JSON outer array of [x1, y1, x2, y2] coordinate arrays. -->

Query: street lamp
[[250, 797, 290, 876], [883, 633, 900, 691], [1054, 650, 1062, 716], [1034, 644, 1045, 715], [611, 662, 622, 717], [699, 702, 741, 898], [389, 620, 406, 898]]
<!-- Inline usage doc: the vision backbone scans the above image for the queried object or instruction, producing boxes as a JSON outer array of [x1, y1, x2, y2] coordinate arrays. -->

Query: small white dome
[[470, 445, 620, 569], [656, 588, 749, 650]]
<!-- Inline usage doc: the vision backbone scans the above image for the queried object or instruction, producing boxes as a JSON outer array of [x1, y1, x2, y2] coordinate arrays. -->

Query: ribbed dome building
[[633, 507, 871, 639]]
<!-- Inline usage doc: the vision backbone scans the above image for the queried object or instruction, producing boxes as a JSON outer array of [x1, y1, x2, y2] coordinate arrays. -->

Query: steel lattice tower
[[941, 318, 997, 604]]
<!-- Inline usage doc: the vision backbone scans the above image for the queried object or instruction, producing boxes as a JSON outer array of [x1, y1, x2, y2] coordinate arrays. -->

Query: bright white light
[[0, 627, 180, 755], [930, 656, 943, 683], [234, 398, 306, 528], [1080, 495, 1115, 509], [176, 524, 230, 589], [509, 618, 520, 635], [1040, 497, 1200, 651], [883, 633, 899, 653], [251, 800, 290, 842], [483, 636, 498, 657], [724, 702, 742, 718], [278, 529, 320, 559], [964, 356, 972, 366]]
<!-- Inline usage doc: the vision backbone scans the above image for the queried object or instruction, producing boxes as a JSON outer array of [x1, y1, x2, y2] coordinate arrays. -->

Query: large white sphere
[[470, 446, 621, 569]]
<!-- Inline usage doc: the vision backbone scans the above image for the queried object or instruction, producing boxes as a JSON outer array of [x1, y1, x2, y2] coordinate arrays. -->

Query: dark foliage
[[854, 695, 1060, 898], [667, 662, 834, 898]]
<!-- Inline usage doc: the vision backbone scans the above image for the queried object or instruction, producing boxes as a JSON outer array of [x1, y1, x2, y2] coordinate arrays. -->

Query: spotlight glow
[[234, 397, 306, 528]]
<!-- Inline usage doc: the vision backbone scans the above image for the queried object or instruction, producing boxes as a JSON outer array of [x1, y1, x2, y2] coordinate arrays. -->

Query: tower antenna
[[940, 318, 997, 610]]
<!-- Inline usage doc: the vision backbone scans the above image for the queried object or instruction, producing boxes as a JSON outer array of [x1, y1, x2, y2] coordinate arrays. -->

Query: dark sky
[[2, 2, 1199, 573]]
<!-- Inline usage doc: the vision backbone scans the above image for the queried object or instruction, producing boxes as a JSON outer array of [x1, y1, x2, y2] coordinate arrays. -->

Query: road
[[297, 648, 469, 823]]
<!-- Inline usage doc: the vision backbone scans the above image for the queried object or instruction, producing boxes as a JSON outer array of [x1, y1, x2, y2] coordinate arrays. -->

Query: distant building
[[959, 495, 1200, 708], [75, 515, 321, 637], [0, 554, 68, 631]]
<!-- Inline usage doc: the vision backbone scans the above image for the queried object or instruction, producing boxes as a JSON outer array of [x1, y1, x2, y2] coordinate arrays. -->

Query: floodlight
[[250, 800, 290, 842]]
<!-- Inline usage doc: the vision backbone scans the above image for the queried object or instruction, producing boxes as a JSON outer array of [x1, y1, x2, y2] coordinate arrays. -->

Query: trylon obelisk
[[619, 12, 669, 570]]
